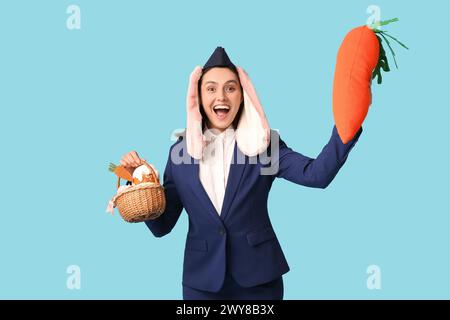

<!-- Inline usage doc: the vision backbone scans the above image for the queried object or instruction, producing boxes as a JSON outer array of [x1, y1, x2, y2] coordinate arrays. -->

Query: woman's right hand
[[120, 151, 146, 175]]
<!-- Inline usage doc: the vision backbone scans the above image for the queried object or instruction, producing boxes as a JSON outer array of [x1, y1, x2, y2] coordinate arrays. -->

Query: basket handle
[[116, 161, 161, 189]]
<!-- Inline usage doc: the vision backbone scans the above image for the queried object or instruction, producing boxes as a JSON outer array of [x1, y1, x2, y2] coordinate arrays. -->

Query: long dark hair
[[198, 67, 244, 130]]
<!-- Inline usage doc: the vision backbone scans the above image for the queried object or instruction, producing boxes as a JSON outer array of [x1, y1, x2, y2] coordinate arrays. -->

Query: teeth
[[213, 105, 230, 111]]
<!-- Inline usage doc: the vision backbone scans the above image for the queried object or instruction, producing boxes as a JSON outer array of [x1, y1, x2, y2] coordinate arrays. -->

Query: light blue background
[[1, 0, 448, 299]]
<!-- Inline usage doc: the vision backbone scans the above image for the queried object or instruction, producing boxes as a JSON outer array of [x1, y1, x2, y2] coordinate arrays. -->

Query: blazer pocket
[[247, 226, 276, 246], [185, 238, 208, 252]]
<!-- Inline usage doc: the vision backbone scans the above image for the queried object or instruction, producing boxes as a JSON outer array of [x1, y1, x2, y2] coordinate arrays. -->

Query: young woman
[[119, 47, 363, 300]]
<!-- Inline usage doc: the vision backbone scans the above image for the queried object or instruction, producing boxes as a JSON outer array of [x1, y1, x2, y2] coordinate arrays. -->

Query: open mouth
[[213, 105, 231, 120]]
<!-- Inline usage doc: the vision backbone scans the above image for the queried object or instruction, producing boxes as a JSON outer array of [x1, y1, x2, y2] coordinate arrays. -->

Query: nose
[[216, 91, 228, 102]]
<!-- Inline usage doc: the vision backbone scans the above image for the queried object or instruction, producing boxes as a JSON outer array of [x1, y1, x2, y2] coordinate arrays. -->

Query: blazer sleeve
[[273, 125, 363, 189], [144, 146, 184, 238]]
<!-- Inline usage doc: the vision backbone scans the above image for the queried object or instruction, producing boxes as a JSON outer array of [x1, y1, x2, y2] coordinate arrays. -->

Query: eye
[[225, 86, 236, 93], [207, 87, 216, 93]]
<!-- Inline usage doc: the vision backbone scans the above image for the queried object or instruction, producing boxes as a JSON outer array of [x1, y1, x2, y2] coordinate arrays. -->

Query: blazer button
[[218, 227, 226, 236]]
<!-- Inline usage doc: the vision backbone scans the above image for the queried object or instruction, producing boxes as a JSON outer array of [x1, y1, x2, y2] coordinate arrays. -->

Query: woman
[[119, 47, 363, 300]]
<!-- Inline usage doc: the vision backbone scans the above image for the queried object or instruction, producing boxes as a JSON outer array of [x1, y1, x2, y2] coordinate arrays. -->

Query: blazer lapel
[[188, 160, 223, 225], [220, 143, 246, 221]]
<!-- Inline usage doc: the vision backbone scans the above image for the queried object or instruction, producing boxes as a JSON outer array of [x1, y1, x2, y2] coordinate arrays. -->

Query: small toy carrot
[[108, 162, 133, 182], [333, 18, 408, 144]]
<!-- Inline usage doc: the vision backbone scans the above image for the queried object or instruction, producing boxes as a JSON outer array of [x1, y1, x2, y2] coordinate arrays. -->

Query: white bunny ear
[[236, 67, 270, 157], [186, 66, 205, 160]]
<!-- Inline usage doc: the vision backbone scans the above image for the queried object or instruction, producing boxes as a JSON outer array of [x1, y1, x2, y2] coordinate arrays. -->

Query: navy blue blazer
[[145, 126, 363, 292]]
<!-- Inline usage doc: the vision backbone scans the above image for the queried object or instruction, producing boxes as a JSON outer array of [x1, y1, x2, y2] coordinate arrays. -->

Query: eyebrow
[[204, 80, 239, 85]]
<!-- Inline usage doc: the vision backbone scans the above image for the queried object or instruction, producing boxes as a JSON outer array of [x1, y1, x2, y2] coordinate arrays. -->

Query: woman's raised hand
[[120, 151, 146, 175]]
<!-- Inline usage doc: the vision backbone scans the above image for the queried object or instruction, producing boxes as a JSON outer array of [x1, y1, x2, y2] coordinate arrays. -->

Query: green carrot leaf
[[109, 162, 118, 172], [370, 17, 399, 30], [381, 31, 410, 50], [379, 32, 398, 69]]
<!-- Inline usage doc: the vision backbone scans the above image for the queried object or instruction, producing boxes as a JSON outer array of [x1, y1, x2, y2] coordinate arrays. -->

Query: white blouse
[[199, 126, 236, 216]]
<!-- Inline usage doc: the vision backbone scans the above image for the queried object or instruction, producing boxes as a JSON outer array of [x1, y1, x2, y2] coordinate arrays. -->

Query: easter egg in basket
[[132, 163, 159, 186]]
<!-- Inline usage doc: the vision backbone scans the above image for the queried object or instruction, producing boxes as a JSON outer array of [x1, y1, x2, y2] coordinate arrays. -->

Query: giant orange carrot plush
[[333, 18, 408, 144]]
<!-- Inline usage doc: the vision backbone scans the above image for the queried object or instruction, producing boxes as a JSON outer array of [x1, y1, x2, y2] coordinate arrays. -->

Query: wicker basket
[[114, 162, 166, 223]]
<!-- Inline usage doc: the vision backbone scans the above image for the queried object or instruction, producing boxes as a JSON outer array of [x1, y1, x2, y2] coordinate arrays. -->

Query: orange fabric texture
[[333, 26, 379, 144]]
